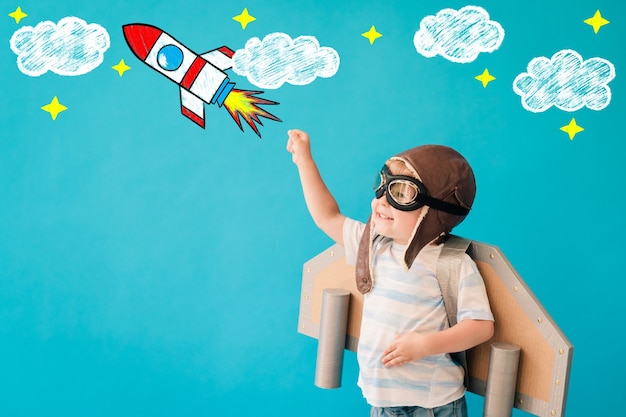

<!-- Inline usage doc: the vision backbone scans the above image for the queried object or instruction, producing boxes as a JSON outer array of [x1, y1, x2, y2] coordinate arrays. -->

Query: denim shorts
[[370, 396, 467, 417]]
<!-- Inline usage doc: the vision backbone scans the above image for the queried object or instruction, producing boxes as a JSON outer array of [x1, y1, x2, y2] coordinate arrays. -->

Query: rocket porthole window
[[157, 45, 183, 71]]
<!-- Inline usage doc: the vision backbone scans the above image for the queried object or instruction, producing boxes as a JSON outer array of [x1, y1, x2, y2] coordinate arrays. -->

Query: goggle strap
[[418, 195, 470, 216], [376, 165, 469, 215]]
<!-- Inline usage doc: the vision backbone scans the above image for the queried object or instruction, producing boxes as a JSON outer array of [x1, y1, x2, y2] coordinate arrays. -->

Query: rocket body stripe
[[181, 56, 206, 90], [218, 46, 234, 58], [202, 47, 234, 70]]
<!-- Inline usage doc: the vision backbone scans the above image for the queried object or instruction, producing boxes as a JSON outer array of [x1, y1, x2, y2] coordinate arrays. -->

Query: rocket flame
[[223, 89, 281, 137]]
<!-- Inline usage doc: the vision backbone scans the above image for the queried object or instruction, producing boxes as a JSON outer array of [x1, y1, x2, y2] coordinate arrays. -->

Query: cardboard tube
[[483, 343, 521, 417], [314, 288, 350, 389]]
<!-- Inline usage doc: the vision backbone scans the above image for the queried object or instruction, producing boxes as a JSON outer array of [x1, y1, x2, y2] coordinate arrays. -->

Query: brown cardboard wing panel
[[468, 260, 553, 400], [298, 247, 363, 352], [297, 238, 573, 417]]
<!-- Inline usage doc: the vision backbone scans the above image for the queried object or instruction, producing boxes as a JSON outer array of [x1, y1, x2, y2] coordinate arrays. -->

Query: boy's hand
[[286, 129, 313, 167], [382, 332, 429, 367], [383, 320, 494, 367]]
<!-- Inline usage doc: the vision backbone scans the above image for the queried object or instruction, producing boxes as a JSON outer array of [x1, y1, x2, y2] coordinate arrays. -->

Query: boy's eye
[[389, 182, 418, 203], [390, 188, 406, 200]]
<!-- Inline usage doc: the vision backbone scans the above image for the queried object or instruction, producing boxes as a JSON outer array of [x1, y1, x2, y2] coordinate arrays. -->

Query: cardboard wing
[[297, 237, 573, 417]]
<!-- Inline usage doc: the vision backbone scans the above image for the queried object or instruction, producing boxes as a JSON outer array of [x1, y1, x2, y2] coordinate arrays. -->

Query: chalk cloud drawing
[[413, 5, 504, 63], [10, 16, 110, 77], [513, 49, 616, 113], [232, 32, 340, 89]]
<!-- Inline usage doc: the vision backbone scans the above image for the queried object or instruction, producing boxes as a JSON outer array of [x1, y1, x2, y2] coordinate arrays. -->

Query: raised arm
[[287, 129, 346, 245]]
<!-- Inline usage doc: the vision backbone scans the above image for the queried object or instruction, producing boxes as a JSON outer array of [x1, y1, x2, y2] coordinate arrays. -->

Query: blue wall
[[1, 1, 623, 415]]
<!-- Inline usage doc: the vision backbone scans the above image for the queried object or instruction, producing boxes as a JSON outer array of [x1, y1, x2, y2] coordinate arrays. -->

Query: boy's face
[[371, 196, 423, 245]]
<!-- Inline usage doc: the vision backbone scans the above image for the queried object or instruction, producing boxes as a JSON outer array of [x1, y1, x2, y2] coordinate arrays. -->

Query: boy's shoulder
[[409, 242, 444, 272]]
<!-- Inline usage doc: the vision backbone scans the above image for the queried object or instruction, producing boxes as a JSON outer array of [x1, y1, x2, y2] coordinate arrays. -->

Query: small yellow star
[[9, 6, 27, 24], [41, 96, 68, 120], [112, 59, 131, 77], [584, 10, 609, 34], [560, 118, 584, 140], [362, 25, 383, 45], [475, 68, 496, 88], [233, 8, 256, 30]]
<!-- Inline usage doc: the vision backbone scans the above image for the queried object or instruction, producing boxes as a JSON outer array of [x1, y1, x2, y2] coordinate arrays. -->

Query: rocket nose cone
[[122, 24, 163, 61]]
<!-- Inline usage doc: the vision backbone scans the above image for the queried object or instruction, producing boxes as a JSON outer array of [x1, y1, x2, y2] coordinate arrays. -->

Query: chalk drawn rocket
[[122, 23, 280, 137]]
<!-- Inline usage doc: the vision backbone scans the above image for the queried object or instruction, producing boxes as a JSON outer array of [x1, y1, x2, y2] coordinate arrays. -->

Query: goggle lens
[[387, 181, 419, 205], [374, 165, 424, 211]]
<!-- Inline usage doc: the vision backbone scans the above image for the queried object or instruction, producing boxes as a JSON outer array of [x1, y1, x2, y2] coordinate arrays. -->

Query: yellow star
[[584, 10, 609, 34], [41, 96, 68, 120], [475, 68, 496, 88], [362, 25, 383, 45], [112, 59, 131, 77], [8, 6, 27, 24], [233, 8, 256, 30], [560, 118, 584, 140]]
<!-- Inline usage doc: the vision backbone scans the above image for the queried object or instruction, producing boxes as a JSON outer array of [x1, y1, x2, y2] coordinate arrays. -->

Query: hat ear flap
[[356, 216, 374, 294], [403, 206, 430, 269]]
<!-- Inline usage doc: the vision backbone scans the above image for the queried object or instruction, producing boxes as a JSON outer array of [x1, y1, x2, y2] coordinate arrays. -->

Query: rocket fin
[[201, 46, 235, 71], [180, 88, 205, 128]]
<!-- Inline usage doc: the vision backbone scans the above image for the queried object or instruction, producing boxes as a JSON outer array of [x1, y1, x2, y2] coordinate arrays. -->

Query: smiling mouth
[[377, 212, 393, 220]]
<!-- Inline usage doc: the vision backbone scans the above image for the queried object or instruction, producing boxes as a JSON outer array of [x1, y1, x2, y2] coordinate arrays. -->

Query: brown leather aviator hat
[[355, 145, 476, 294]]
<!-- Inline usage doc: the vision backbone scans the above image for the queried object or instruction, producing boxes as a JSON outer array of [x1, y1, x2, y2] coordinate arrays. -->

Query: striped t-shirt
[[343, 218, 494, 408]]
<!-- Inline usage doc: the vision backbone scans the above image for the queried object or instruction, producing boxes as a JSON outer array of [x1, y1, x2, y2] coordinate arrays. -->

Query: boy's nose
[[377, 192, 389, 206]]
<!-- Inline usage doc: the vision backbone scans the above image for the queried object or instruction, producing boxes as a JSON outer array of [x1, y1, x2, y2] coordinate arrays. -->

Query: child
[[287, 129, 494, 417]]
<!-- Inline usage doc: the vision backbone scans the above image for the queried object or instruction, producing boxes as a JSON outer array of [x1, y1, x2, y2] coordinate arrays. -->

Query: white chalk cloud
[[10, 16, 110, 77], [513, 49, 616, 113], [232, 32, 339, 89], [413, 5, 504, 63]]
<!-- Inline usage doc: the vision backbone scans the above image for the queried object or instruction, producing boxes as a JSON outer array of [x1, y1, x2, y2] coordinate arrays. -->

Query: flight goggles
[[374, 165, 470, 215]]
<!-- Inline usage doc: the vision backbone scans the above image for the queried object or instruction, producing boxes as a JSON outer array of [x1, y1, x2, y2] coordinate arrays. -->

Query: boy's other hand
[[286, 129, 313, 166], [382, 332, 429, 367]]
